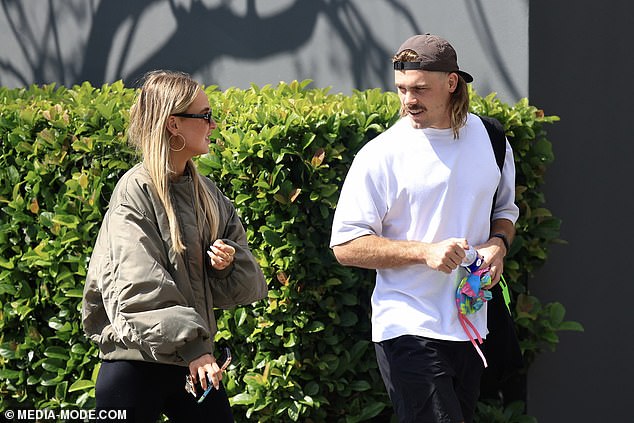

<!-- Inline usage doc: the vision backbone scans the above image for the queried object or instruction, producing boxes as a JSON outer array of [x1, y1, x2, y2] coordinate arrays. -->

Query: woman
[[82, 70, 267, 422]]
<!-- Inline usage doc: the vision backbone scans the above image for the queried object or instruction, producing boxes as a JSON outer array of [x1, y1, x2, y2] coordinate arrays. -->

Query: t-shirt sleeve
[[330, 148, 387, 247], [491, 140, 520, 223]]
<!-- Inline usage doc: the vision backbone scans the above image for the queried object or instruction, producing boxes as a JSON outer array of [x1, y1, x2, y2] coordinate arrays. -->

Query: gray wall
[[1, 0, 527, 104], [528, 1, 634, 422]]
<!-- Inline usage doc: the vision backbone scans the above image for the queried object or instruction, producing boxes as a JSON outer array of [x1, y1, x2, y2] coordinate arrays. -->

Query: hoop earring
[[169, 133, 186, 152]]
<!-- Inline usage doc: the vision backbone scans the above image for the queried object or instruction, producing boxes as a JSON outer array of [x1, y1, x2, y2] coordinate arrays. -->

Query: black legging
[[96, 360, 234, 423]]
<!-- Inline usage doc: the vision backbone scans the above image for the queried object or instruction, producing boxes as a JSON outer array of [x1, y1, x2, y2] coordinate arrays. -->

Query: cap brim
[[457, 70, 473, 83]]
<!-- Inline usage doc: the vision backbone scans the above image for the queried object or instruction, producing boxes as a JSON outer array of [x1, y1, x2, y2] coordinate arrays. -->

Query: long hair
[[127, 70, 219, 253], [393, 50, 470, 139]]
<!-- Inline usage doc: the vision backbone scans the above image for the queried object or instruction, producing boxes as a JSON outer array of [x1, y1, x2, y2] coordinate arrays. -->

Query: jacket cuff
[[208, 262, 234, 279], [177, 338, 213, 364]]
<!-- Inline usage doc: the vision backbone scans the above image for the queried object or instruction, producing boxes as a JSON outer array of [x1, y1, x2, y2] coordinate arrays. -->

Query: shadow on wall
[[1, 0, 422, 90], [464, 0, 523, 101]]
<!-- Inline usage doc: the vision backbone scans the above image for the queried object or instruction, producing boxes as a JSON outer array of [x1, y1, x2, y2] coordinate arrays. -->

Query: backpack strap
[[479, 114, 506, 219], [478, 115, 506, 174]]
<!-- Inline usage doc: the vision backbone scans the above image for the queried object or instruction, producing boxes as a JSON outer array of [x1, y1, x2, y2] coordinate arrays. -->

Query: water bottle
[[461, 248, 483, 273]]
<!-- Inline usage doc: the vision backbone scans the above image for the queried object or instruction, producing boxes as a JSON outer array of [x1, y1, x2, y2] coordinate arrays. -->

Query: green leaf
[[68, 379, 95, 392], [44, 346, 70, 360], [287, 402, 302, 421], [339, 311, 359, 327], [230, 392, 254, 405], [305, 321, 325, 333], [355, 401, 386, 420], [304, 381, 319, 396], [234, 193, 251, 205], [0, 368, 22, 379], [349, 380, 371, 391], [261, 228, 283, 247]]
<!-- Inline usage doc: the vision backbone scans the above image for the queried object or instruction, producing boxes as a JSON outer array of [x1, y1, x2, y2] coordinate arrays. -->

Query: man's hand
[[475, 239, 506, 286], [423, 238, 469, 274]]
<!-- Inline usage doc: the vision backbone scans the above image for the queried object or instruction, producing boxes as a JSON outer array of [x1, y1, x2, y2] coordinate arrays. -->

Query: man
[[330, 34, 519, 423]]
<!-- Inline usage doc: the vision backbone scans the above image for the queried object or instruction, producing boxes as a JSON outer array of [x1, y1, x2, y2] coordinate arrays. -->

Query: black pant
[[375, 335, 484, 423], [96, 360, 234, 423]]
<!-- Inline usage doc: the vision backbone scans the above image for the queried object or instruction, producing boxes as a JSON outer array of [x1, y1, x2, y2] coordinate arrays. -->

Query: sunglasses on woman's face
[[172, 110, 214, 124]]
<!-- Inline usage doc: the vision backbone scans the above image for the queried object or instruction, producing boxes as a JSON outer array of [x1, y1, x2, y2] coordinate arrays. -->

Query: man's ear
[[447, 73, 459, 93], [166, 116, 179, 136]]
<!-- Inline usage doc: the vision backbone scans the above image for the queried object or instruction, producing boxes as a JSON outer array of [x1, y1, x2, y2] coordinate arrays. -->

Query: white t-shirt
[[330, 113, 520, 342]]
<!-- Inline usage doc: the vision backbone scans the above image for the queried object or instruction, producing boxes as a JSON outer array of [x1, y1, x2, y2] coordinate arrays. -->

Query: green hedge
[[0, 80, 580, 421]]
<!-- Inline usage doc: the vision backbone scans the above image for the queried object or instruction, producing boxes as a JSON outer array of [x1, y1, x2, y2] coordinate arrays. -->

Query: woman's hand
[[188, 353, 222, 391], [207, 239, 235, 271]]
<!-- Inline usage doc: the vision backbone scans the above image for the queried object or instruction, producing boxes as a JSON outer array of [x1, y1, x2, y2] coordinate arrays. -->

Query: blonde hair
[[128, 70, 219, 253], [393, 50, 470, 139]]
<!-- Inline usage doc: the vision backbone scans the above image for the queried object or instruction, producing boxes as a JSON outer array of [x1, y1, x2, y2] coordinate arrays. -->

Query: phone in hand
[[184, 347, 232, 404]]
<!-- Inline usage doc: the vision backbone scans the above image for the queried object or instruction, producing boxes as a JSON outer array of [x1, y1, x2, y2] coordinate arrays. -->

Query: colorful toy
[[456, 250, 492, 367]]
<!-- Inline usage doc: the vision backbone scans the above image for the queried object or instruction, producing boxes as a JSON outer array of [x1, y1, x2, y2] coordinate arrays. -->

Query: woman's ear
[[166, 116, 179, 136]]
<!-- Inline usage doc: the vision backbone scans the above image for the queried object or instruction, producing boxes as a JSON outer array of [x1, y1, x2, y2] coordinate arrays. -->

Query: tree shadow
[[464, 0, 523, 100], [1, 0, 422, 90]]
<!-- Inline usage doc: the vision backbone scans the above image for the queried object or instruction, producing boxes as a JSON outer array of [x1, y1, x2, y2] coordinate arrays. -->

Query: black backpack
[[478, 116, 525, 399]]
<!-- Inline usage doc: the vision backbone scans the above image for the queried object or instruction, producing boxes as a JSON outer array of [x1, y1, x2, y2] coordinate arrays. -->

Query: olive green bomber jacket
[[82, 163, 267, 366]]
